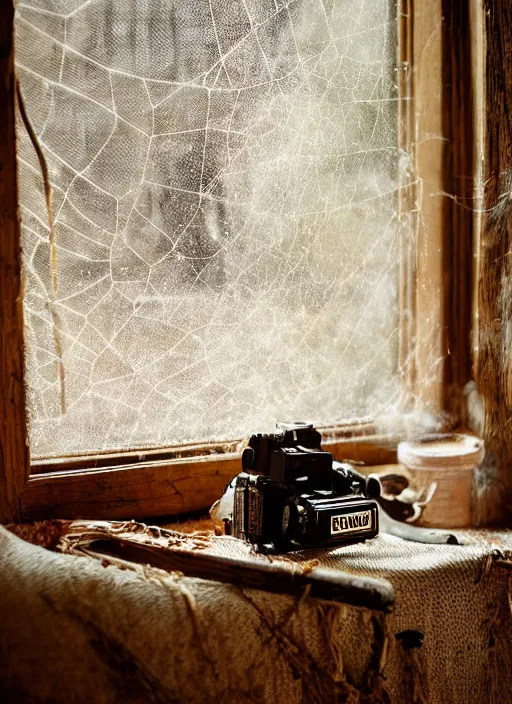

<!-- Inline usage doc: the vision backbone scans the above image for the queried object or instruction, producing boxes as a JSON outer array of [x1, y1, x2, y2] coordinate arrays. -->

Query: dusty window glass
[[15, 0, 399, 458]]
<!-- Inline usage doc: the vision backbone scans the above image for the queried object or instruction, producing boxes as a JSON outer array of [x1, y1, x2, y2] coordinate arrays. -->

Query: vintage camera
[[217, 422, 380, 554]]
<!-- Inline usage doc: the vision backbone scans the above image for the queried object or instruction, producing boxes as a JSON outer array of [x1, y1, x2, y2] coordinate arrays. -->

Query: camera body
[[227, 422, 380, 553]]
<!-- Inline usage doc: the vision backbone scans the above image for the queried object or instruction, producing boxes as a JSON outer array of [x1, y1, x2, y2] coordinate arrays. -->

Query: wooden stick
[[60, 522, 394, 612]]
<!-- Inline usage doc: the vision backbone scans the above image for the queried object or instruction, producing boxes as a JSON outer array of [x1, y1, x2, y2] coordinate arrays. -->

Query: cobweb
[[15, 0, 400, 458]]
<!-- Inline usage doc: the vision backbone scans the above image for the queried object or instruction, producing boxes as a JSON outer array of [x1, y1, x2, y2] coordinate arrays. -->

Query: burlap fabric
[[1, 521, 512, 703]]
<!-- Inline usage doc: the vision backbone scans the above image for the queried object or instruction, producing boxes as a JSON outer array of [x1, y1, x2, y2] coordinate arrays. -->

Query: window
[[16, 0, 399, 459], [0, 0, 480, 523]]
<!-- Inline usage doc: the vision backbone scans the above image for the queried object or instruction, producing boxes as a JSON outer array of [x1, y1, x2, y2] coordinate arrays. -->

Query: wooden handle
[[72, 535, 395, 612]]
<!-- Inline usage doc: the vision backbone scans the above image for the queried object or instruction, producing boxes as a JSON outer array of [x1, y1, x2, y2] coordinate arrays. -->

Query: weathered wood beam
[[398, 0, 474, 424], [475, 0, 512, 524], [22, 455, 239, 521], [21, 437, 398, 521], [442, 0, 474, 423], [62, 520, 395, 612], [0, 1, 29, 523], [412, 0, 447, 416]]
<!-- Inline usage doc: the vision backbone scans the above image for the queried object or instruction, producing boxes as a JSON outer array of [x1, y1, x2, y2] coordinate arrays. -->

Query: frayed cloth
[[3, 521, 512, 703], [0, 524, 389, 703]]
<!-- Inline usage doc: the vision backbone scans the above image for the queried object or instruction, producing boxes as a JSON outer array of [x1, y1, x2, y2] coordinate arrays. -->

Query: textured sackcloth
[[180, 524, 512, 703], [2, 521, 512, 703], [0, 523, 386, 704]]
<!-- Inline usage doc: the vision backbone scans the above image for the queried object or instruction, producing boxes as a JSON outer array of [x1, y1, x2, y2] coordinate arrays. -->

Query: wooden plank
[[475, 0, 512, 524], [22, 436, 398, 520], [398, 0, 474, 424], [31, 439, 244, 473], [22, 455, 240, 521], [62, 520, 395, 612], [94, 543, 395, 611], [412, 0, 446, 416], [441, 0, 474, 424], [328, 436, 398, 465], [0, 1, 30, 523]]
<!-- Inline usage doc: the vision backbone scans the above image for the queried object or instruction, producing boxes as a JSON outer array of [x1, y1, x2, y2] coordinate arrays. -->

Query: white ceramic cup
[[397, 434, 485, 528]]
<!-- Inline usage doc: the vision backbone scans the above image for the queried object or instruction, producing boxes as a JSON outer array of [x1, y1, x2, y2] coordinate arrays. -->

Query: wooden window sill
[[21, 436, 399, 521]]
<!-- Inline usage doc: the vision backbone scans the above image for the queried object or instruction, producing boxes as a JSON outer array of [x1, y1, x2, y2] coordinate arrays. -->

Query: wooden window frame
[[473, 0, 512, 525], [0, 0, 482, 523]]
